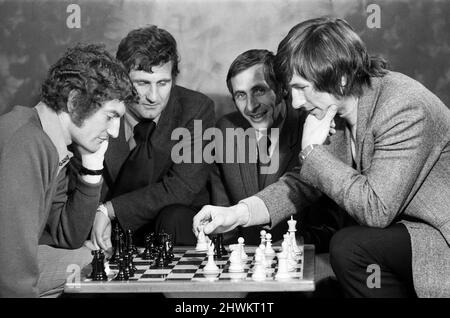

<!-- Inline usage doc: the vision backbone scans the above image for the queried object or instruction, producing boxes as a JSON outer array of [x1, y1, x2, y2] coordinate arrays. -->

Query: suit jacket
[[211, 104, 350, 246], [102, 85, 215, 231], [256, 72, 450, 297]]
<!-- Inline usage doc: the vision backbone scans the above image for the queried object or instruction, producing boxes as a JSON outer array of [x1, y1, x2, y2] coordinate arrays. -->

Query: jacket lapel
[[355, 77, 382, 171], [234, 118, 259, 197]]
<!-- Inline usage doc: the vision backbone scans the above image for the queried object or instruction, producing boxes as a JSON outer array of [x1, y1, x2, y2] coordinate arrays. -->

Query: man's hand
[[79, 139, 109, 170], [302, 105, 338, 149], [91, 209, 112, 251], [192, 204, 250, 237]]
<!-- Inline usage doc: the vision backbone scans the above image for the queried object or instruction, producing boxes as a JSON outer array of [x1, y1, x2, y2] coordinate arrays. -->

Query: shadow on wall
[[0, 0, 449, 117]]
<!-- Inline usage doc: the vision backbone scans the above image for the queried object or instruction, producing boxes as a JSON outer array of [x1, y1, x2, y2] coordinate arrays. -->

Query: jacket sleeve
[[255, 168, 323, 228], [113, 98, 215, 231], [299, 101, 434, 228], [0, 131, 101, 297]]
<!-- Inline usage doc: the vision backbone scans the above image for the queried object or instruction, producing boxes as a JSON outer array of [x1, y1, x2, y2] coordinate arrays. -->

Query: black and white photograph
[[0, 0, 449, 307]]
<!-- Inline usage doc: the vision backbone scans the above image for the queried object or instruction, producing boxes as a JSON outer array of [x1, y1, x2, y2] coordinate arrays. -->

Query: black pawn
[[114, 257, 129, 281]]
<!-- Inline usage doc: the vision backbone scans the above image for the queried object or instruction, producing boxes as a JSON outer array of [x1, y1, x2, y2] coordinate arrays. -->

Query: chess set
[[65, 217, 315, 294]]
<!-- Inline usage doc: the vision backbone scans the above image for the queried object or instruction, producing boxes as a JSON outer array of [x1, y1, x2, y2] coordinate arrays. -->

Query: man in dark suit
[[211, 49, 345, 246], [91, 26, 215, 247]]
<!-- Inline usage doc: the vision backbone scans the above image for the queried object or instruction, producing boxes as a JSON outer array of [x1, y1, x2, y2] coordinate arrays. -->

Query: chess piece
[[114, 257, 129, 281], [126, 251, 137, 277], [228, 245, 244, 273], [275, 251, 291, 281], [195, 226, 208, 251], [91, 250, 108, 281], [125, 229, 138, 255], [237, 237, 247, 261], [260, 230, 267, 247], [287, 216, 303, 256], [219, 234, 228, 256], [141, 233, 155, 260], [251, 247, 266, 281], [109, 222, 122, 264], [264, 233, 276, 257], [282, 236, 297, 271], [203, 242, 220, 274]]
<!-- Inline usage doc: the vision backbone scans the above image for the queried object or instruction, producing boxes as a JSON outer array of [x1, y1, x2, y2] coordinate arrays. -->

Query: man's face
[[230, 64, 280, 131], [288, 73, 339, 120], [70, 99, 125, 153], [128, 61, 173, 120]]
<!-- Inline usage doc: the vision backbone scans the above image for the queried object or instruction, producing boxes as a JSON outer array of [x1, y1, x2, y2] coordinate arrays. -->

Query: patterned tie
[[111, 120, 156, 197]]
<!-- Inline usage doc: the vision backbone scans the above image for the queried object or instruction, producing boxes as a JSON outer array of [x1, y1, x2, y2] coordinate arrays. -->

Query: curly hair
[[116, 25, 179, 77], [276, 17, 388, 98], [41, 44, 138, 126]]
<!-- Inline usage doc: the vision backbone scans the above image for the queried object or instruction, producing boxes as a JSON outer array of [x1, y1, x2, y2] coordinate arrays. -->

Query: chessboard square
[[172, 264, 199, 270], [171, 269, 198, 274], [177, 260, 203, 265], [183, 252, 207, 257]]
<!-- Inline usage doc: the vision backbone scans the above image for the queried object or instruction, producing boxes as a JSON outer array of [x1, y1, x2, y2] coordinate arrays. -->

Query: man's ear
[[67, 89, 79, 113]]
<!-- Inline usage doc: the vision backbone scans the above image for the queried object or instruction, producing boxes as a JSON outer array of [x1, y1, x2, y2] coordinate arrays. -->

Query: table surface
[[64, 244, 315, 294]]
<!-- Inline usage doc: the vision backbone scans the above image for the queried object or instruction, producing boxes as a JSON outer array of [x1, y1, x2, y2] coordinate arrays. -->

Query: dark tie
[[112, 120, 156, 197], [257, 135, 271, 190]]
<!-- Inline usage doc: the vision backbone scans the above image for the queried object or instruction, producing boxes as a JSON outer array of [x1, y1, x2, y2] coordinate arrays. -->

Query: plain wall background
[[1, 0, 449, 118]]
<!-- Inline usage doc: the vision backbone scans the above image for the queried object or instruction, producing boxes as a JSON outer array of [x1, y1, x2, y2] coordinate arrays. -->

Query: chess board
[[64, 245, 315, 294]]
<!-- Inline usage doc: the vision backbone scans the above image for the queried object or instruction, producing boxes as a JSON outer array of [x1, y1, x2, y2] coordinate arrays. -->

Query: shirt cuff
[[239, 196, 270, 227], [104, 201, 116, 220]]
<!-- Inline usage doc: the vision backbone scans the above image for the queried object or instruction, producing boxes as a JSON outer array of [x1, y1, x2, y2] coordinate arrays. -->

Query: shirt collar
[[34, 102, 73, 169], [124, 110, 160, 143], [255, 101, 286, 142]]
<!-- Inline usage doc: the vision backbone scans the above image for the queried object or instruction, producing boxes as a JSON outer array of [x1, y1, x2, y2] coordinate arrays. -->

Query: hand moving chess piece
[[195, 226, 209, 251]]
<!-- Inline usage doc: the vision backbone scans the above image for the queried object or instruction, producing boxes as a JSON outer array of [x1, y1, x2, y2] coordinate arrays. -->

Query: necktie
[[257, 135, 271, 190], [112, 120, 156, 197]]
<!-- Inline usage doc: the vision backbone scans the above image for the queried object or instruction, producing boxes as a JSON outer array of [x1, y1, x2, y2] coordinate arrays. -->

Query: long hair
[[276, 17, 387, 97]]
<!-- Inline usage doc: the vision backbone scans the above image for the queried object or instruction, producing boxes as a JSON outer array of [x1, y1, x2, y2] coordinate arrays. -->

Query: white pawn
[[252, 247, 266, 281], [203, 242, 219, 274], [195, 226, 208, 251], [260, 230, 267, 247], [228, 245, 244, 273], [264, 233, 276, 257], [275, 251, 291, 281], [238, 237, 247, 261]]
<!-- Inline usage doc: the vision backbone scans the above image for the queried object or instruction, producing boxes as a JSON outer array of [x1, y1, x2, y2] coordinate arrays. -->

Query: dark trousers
[[330, 224, 417, 298]]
